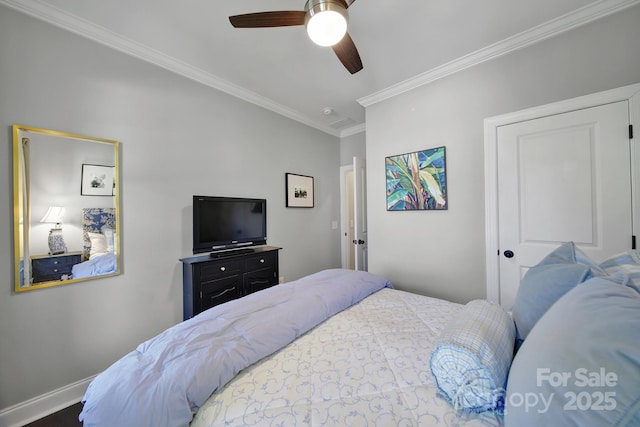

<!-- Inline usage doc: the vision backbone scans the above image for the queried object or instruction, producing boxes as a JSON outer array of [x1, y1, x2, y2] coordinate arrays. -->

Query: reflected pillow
[[101, 226, 115, 253], [88, 232, 108, 259]]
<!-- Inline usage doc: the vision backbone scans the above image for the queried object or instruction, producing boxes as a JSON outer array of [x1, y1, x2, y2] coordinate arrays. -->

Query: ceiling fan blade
[[332, 32, 363, 74], [229, 11, 306, 28]]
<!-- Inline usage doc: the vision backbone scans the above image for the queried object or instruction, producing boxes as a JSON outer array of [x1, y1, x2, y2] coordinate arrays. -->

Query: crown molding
[[0, 0, 344, 137], [339, 123, 366, 137], [4, 0, 636, 137], [358, 0, 640, 107]]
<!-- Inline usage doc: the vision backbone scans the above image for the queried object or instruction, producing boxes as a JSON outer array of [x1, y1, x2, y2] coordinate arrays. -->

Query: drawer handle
[[220, 266, 226, 272], [211, 287, 235, 299], [260, 259, 265, 263], [53, 269, 59, 273], [53, 260, 60, 265]]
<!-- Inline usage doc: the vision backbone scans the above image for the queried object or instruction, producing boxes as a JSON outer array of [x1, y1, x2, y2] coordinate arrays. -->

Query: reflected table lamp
[[41, 206, 67, 255]]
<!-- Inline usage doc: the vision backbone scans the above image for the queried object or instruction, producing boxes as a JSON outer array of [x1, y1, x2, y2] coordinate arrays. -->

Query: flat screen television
[[193, 195, 267, 254]]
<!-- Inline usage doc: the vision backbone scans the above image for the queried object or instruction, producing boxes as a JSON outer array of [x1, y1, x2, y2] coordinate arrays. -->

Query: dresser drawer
[[201, 276, 242, 312], [245, 252, 277, 271], [198, 259, 242, 281], [244, 268, 277, 294]]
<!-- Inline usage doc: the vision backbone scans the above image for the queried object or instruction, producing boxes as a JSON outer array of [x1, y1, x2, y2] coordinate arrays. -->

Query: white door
[[353, 156, 368, 271], [497, 101, 632, 308], [340, 165, 355, 269]]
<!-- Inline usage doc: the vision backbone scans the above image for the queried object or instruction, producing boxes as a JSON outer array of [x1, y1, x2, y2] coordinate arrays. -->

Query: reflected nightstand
[[31, 252, 82, 283]]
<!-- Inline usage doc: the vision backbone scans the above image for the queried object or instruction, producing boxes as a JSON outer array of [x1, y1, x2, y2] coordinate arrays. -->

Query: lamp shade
[[41, 206, 65, 225], [306, 0, 348, 47]]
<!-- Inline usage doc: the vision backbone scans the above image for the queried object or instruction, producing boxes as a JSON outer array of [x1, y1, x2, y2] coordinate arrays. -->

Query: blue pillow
[[511, 242, 599, 342], [538, 241, 577, 264], [600, 250, 640, 292], [430, 300, 515, 413], [505, 276, 640, 427], [529, 241, 605, 274], [512, 263, 589, 341]]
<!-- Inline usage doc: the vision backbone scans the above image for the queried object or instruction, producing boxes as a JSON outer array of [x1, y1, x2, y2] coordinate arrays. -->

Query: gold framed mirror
[[13, 125, 121, 292]]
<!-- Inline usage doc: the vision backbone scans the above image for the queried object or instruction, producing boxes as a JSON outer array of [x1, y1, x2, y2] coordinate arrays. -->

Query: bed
[[71, 208, 118, 279], [189, 286, 503, 427], [79, 243, 640, 427]]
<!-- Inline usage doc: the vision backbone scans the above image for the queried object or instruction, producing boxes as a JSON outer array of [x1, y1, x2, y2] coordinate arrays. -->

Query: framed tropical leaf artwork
[[386, 146, 447, 211]]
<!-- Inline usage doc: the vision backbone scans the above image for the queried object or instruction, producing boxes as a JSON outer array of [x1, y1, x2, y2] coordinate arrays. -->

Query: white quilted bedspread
[[191, 288, 503, 427]]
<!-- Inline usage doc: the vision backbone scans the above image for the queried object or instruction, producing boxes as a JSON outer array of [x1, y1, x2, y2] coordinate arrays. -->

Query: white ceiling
[[2, 0, 637, 136]]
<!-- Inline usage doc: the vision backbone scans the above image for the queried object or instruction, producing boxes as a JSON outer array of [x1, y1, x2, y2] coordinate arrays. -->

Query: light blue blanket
[[80, 268, 391, 427]]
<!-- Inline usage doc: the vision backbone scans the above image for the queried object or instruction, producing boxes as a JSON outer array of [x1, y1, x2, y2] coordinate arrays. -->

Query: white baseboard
[[0, 375, 95, 427]]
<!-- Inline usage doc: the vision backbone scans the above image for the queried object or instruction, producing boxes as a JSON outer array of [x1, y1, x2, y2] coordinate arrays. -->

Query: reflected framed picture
[[286, 173, 314, 208], [81, 164, 115, 196], [386, 146, 447, 211]]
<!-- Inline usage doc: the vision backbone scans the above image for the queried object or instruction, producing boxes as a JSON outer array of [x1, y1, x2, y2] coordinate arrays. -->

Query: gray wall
[[0, 6, 341, 409], [339, 131, 366, 166], [366, 6, 640, 303]]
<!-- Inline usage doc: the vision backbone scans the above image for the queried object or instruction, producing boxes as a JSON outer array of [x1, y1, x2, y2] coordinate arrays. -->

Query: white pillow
[[101, 226, 115, 253], [88, 232, 108, 259]]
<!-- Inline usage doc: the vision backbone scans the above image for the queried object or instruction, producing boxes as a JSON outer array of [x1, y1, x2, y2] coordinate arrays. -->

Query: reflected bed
[[71, 208, 117, 279]]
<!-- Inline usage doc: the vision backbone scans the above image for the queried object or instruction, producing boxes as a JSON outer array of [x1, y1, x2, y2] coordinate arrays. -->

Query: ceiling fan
[[229, 0, 363, 74]]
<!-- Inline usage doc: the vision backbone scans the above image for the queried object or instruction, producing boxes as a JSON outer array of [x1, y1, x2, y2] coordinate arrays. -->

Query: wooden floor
[[23, 402, 83, 427]]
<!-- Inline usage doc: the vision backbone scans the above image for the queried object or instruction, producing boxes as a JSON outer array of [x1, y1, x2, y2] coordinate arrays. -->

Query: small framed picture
[[286, 173, 314, 208], [81, 164, 115, 196]]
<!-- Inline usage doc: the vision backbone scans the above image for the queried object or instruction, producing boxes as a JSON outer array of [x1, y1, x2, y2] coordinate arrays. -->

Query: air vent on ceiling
[[322, 107, 356, 129], [328, 117, 356, 129]]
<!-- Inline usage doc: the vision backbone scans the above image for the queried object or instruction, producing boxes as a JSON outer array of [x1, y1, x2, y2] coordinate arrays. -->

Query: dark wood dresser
[[180, 246, 281, 320]]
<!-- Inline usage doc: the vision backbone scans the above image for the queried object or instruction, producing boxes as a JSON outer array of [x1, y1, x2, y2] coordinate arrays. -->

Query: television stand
[[180, 246, 281, 320]]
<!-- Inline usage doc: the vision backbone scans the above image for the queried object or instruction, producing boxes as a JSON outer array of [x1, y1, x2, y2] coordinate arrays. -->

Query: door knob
[[504, 250, 514, 258]]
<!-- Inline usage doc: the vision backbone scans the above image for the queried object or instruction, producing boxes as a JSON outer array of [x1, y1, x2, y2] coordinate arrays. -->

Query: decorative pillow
[[88, 232, 108, 259], [600, 250, 640, 292], [574, 249, 607, 276], [511, 241, 600, 343], [512, 263, 589, 341], [430, 299, 515, 413], [82, 208, 116, 260], [531, 241, 605, 275], [505, 276, 640, 426], [101, 226, 115, 253]]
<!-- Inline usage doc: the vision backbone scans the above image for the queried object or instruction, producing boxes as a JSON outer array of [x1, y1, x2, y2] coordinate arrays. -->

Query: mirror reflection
[[13, 125, 121, 292]]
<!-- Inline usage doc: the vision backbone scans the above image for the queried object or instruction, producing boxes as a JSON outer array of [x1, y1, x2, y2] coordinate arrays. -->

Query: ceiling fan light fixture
[[305, 0, 348, 47]]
